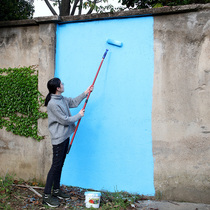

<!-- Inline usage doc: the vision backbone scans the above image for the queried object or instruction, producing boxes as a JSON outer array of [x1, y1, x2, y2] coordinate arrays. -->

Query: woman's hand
[[85, 85, 94, 95], [79, 109, 85, 117]]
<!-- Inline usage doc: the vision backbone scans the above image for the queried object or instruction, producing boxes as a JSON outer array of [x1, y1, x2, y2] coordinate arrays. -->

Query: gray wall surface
[[153, 10, 210, 203], [0, 23, 56, 181], [0, 4, 210, 203]]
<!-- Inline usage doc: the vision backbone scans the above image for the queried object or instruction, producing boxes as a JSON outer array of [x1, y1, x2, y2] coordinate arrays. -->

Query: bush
[[0, 0, 34, 21], [122, 0, 210, 9]]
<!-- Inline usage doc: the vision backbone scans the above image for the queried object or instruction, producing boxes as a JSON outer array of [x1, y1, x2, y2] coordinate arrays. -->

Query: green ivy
[[0, 66, 47, 141]]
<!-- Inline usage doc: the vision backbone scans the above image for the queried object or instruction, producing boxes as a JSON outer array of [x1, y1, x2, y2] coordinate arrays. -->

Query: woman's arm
[[66, 85, 94, 108], [48, 103, 82, 126]]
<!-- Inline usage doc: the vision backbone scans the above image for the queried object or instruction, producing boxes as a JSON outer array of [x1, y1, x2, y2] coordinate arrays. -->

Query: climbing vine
[[0, 66, 47, 141]]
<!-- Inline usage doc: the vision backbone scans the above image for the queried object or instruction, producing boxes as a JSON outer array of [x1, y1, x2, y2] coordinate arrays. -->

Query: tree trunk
[[78, 0, 83, 15], [60, 0, 71, 16], [71, 0, 80, 15], [87, 0, 97, 14], [44, 0, 58, 15]]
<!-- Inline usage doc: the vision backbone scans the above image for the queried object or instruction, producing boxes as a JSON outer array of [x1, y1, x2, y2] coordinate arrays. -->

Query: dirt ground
[[1, 182, 144, 209], [2, 183, 210, 210], [2, 184, 87, 209]]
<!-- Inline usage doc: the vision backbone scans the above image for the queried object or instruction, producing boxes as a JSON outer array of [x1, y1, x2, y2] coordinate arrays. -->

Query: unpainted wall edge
[[0, 3, 210, 28]]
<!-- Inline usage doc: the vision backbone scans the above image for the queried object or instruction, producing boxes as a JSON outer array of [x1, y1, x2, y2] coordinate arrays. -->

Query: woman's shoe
[[52, 189, 70, 200], [43, 194, 60, 207]]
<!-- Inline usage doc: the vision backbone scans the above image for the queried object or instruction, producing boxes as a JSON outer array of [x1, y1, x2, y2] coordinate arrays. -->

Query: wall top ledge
[[0, 3, 210, 27], [0, 16, 60, 28]]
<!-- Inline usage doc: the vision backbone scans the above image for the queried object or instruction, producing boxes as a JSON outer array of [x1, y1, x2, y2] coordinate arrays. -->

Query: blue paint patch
[[55, 17, 155, 195]]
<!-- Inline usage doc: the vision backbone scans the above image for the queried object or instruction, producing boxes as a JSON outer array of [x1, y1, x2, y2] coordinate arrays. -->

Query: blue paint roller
[[107, 39, 123, 47]]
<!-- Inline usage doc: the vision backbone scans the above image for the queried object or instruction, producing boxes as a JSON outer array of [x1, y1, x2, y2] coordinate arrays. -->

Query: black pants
[[44, 138, 69, 194]]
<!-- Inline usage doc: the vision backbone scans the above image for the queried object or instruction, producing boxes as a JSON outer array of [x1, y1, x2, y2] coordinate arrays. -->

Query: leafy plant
[[100, 189, 144, 209], [121, 0, 210, 9], [155, 190, 162, 200], [0, 0, 34, 21], [0, 174, 14, 209], [43, 0, 126, 16], [0, 66, 47, 140]]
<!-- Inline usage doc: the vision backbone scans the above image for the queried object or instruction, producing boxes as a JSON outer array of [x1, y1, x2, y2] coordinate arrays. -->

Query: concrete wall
[[153, 9, 210, 203], [0, 21, 56, 181], [0, 4, 210, 203]]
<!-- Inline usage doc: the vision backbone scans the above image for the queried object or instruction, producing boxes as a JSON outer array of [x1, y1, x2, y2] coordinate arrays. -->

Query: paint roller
[[107, 39, 123, 47], [67, 39, 123, 154]]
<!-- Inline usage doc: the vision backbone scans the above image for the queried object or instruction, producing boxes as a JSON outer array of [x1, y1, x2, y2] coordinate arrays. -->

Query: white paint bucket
[[85, 191, 101, 208]]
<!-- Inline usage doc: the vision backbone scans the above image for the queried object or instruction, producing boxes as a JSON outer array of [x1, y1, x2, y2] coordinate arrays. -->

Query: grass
[[100, 190, 146, 209], [0, 174, 150, 209], [0, 174, 14, 209]]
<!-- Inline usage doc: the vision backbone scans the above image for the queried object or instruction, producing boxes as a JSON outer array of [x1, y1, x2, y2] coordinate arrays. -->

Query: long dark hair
[[44, 78, 61, 106]]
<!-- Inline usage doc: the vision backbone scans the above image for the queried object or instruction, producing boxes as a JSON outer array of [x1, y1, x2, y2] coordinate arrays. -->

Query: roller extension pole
[[67, 49, 109, 154]]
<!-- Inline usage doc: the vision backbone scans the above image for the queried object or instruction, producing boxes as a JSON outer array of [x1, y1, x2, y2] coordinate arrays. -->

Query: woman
[[43, 77, 93, 207]]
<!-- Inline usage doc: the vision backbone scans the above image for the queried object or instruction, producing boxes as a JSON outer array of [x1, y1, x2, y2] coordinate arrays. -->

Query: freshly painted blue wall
[[55, 17, 155, 195]]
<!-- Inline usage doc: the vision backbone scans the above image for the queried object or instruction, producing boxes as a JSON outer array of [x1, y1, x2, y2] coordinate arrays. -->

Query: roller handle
[[103, 49, 109, 59], [67, 49, 108, 154]]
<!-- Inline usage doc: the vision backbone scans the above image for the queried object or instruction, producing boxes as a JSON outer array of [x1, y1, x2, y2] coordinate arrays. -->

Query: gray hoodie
[[47, 92, 86, 145]]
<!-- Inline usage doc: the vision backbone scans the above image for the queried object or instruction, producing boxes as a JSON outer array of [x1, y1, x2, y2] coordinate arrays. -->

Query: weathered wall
[[0, 3, 210, 203], [0, 22, 56, 182], [153, 9, 210, 203]]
